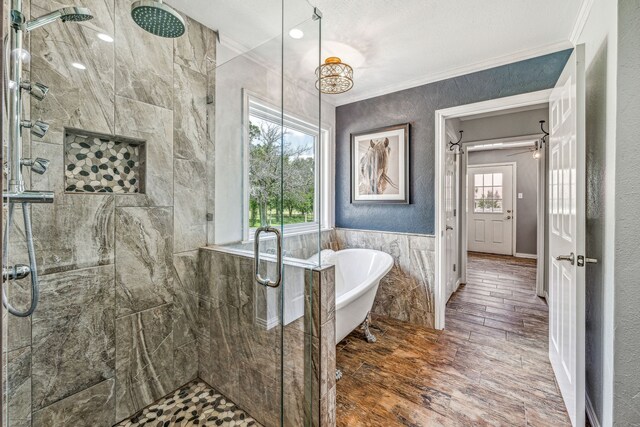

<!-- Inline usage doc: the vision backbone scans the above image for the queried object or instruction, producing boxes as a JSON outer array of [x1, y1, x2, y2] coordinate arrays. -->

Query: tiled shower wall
[[3, 1, 215, 425]]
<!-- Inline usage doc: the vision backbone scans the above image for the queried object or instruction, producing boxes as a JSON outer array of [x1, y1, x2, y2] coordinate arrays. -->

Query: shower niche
[[64, 129, 146, 194]]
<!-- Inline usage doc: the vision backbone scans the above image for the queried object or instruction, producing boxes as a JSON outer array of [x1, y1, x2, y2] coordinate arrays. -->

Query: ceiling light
[[71, 62, 86, 70], [289, 28, 304, 39], [97, 33, 114, 42], [316, 57, 353, 95]]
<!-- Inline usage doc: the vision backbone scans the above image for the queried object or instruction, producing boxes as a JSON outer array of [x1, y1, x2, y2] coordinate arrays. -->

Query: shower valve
[[2, 264, 31, 281], [21, 81, 49, 101], [20, 119, 49, 138]]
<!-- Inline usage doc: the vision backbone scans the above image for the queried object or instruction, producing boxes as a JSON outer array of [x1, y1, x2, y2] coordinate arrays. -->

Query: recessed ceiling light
[[289, 28, 304, 39], [97, 33, 114, 43], [71, 62, 87, 70]]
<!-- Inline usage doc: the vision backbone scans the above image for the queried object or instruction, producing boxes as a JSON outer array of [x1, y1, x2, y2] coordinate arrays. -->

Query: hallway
[[336, 252, 571, 426]]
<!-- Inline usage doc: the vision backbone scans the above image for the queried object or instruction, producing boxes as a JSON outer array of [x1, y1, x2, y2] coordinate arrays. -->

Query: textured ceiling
[[170, 0, 585, 105]]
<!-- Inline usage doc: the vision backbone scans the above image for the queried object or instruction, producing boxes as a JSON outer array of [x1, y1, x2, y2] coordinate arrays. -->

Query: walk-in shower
[[2, 1, 94, 316], [1, 0, 328, 425]]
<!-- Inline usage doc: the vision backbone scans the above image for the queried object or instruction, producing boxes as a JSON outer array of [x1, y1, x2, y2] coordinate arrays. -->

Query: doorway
[[435, 47, 587, 426], [467, 163, 516, 256]]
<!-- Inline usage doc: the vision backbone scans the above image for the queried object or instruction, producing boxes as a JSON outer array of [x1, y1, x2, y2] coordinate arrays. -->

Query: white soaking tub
[[318, 248, 393, 344]]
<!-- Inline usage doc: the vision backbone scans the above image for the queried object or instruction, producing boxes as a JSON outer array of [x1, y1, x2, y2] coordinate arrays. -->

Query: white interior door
[[467, 164, 514, 255], [547, 47, 585, 427], [444, 149, 458, 300]]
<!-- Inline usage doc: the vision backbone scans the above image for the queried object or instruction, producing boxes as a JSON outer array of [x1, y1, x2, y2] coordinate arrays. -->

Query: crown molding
[[333, 40, 573, 107], [569, 0, 595, 45]]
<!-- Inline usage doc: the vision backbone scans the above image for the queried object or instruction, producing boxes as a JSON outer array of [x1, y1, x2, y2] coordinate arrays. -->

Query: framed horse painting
[[351, 123, 410, 204]]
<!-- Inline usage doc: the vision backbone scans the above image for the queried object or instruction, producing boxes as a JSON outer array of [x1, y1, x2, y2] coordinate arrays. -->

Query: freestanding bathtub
[[318, 248, 394, 344]]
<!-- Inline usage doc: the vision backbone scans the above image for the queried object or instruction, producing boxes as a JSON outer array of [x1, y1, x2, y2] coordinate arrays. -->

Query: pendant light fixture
[[316, 57, 354, 94]]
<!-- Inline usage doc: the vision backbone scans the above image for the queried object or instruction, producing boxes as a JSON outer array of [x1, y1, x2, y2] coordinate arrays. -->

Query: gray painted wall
[[335, 49, 572, 235], [614, 1, 640, 423], [579, 0, 618, 424], [468, 148, 538, 255], [460, 108, 549, 142]]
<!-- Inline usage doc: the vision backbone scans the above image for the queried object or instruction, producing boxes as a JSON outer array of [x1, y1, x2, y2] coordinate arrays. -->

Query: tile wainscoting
[[232, 228, 436, 328], [330, 228, 436, 328], [2, 1, 216, 425]]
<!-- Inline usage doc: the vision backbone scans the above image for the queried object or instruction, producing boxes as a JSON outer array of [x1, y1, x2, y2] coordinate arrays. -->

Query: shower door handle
[[254, 226, 282, 288]]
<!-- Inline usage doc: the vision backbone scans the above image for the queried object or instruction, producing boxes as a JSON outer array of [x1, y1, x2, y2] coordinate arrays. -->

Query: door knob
[[556, 253, 575, 265]]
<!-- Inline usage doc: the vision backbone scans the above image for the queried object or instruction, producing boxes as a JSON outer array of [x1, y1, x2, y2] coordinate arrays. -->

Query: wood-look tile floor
[[336, 252, 572, 427]]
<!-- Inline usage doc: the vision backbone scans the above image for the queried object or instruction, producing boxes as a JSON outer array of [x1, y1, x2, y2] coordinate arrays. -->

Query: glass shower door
[[211, 1, 324, 425]]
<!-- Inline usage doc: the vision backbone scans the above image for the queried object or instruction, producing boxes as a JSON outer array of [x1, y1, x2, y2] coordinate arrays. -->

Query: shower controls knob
[[20, 119, 49, 138], [20, 81, 49, 101]]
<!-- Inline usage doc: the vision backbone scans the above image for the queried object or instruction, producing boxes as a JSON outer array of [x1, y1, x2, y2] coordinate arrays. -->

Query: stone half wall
[[198, 246, 336, 427]]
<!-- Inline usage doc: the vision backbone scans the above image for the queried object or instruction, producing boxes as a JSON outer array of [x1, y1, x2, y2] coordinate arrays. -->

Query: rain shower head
[[131, 0, 185, 38], [25, 6, 94, 32]]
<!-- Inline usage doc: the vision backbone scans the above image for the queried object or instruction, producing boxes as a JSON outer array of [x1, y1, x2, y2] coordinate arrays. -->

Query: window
[[245, 96, 329, 238], [473, 173, 503, 213]]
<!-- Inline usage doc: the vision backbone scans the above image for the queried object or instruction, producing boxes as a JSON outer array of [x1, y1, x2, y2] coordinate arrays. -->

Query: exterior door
[[547, 46, 585, 427], [467, 164, 514, 255], [444, 149, 458, 300]]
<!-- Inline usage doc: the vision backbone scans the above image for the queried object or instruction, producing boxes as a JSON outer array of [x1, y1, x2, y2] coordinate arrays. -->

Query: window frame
[[242, 91, 332, 242]]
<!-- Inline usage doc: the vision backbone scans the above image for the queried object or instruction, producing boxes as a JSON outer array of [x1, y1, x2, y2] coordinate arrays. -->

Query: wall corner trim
[[586, 392, 601, 427], [569, 0, 595, 45]]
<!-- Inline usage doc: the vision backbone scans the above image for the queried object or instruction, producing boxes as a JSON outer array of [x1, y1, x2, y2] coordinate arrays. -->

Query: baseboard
[[586, 393, 601, 427], [515, 252, 537, 259]]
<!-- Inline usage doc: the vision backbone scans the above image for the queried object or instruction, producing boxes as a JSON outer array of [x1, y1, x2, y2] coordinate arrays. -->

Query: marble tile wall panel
[[174, 158, 207, 253], [115, 207, 173, 317], [31, 265, 115, 410], [332, 228, 436, 328], [114, 96, 173, 207], [32, 379, 116, 427], [3, 346, 32, 427], [30, 0, 115, 145], [115, 304, 174, 421], [172, 251, 200, 348], [31, 195, 115, 275], [174, 15, 216, 76], [173, 63, 207, 162], [114, 0, 173, 109], [303, 264, 336, 427]]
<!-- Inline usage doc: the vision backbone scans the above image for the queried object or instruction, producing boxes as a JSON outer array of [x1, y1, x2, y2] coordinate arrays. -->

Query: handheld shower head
[[131, 0, 185, 38], [25, 6, 93, 32], [59, 7, 94, 22]]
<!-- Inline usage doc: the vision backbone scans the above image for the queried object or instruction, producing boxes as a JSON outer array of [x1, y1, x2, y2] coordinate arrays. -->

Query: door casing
[[434, 89, 551, 330]]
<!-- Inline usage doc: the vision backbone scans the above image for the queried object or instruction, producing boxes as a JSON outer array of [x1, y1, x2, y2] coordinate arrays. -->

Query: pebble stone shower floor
[[115, 380, 261, 427]]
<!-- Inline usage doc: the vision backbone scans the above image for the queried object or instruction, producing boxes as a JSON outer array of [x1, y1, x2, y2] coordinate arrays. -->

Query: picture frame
[[351, 123, 410, 204]]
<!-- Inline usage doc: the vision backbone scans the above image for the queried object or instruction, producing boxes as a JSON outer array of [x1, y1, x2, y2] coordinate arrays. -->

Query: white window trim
[[241, 90, 333, 242]]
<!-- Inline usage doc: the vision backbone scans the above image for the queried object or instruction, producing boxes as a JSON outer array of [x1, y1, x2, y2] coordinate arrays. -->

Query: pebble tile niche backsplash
[[64, 130, 145, 194]]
